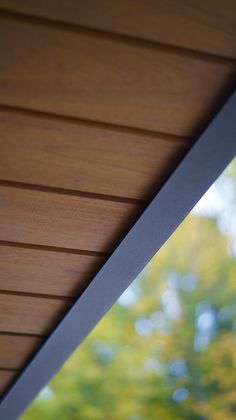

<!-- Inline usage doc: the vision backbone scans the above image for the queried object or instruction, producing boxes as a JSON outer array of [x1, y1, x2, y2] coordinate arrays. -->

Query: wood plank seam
[[0, 240, 109, 258], [0, 332, 46, 338], [0, 293, 72, 335], [0, 290, 74, 301], [0, 104, 193, 143], [0, 244, 105, 297], [1, 16, 235, 136], [0, 180, 147, 206], [0, 7, 235, 66], [0, 87, 234, 417], [0, 185, 144, 252], [0, 106, 191, 201], [1, 0, 235, 60]]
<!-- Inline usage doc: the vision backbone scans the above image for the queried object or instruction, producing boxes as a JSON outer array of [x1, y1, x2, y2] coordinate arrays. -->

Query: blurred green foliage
[[22, 164, 236, 420]]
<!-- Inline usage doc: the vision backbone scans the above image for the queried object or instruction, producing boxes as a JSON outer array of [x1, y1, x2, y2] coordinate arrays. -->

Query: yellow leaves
[[203, 333, 236, 390]]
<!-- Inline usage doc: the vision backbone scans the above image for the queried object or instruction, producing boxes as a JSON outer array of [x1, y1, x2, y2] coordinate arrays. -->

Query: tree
[[22, 163, 236, 420]]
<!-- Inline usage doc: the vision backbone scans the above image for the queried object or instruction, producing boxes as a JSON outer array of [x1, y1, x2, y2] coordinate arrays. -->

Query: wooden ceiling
[[0, 0, 236, 398]]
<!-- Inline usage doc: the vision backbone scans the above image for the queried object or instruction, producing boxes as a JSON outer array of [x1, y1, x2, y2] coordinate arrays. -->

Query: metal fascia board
[[0, 90, 235, 419]]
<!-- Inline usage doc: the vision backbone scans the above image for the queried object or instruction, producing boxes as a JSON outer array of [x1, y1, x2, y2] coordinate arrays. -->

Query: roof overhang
[[0, 89, 235, 419]]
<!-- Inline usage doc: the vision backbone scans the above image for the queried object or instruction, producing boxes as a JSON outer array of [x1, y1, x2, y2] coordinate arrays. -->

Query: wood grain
[[0, 245, 104, 297], [0, 334, 42, 369], [0, 0, 236, 59], [0, 370, 17, 395], [0, 16, 235, 137], [0, 293, 70, 335], [0, 186, 140, 252], [0, 110, 189, 200]]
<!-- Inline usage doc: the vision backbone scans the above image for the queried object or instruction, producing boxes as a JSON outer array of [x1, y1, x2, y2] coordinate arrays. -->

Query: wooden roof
[[0, 0, 236, 400]]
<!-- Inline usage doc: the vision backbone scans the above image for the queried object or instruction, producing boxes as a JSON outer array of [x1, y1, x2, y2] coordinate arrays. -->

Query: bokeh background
[[22, 160, 236, 420]]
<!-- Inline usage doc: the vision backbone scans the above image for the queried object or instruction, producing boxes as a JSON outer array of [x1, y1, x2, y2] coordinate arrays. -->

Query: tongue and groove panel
[[0, 0, 235, 396]]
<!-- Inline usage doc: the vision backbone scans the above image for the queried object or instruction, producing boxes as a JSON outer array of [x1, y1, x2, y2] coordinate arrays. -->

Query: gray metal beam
[[0, 90, 235, 419]]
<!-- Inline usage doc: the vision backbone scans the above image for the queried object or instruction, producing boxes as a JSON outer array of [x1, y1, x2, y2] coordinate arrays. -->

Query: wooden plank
[[0, 334, 42, 369], [0, 293, 70, 335], [0, 370, 17, 395], [0, 110, 189, 200], [1, 89, 235, 418], [0, 245, 104, 297], [0, 16, 235, 137], [0, 186, 140, 252], [0, 1, 236, 59]]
